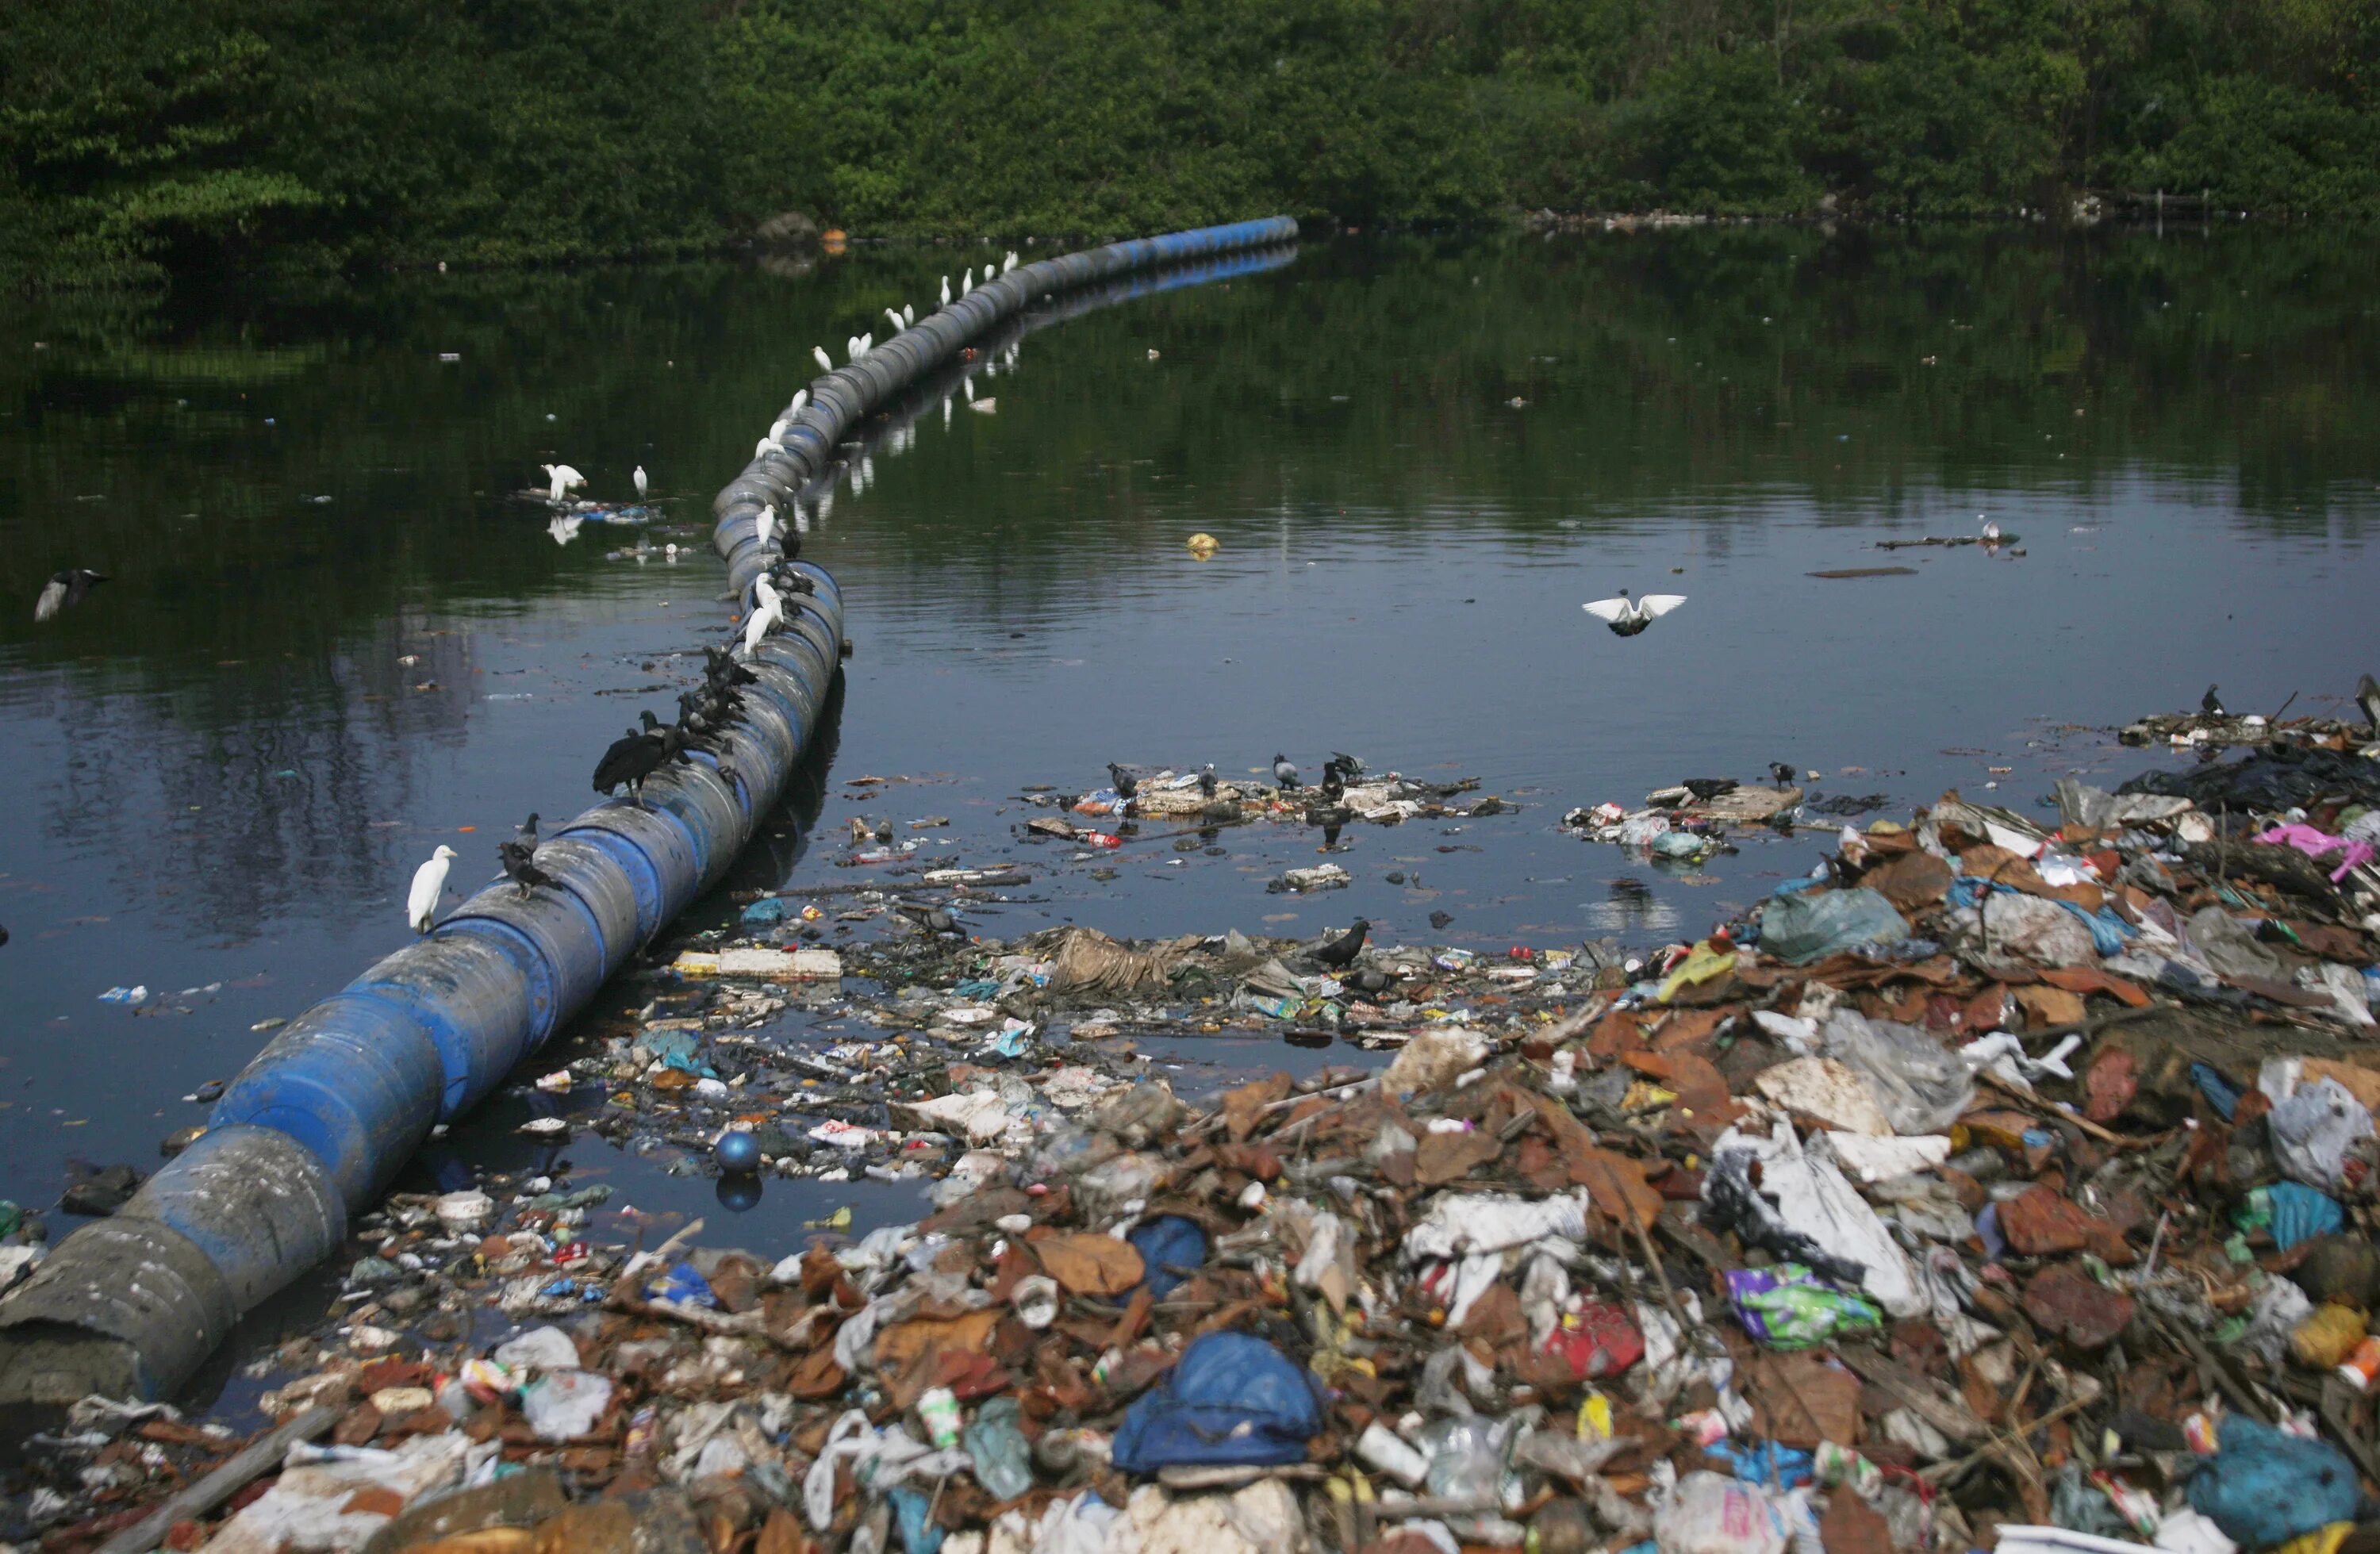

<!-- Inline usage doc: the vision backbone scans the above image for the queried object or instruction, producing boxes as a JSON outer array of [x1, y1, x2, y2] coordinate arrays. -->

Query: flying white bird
[[813, 346, 833, 372], [633, 465, 647, 501], [940, 275, 951, 306], [408, 846, 457, 934], [1581, 589, 1687, 637], [541, 463, 585, 503]]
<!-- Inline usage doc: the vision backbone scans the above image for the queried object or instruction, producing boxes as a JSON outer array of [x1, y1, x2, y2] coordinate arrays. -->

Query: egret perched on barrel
[[407, 845, 457, 934], [983, 263, 996, 282], [940, 275, 951, 306], [541, 463, 585, 503], [1581, 589, 1687, 638], [789, 389, 808, 415], [1003, 251, 1019, 273], [884, 308, 904, 333], [743, 597, 781, 657], [754, 505, 774, 549], [756, 436, 782, 459], [962, 271, 973, 297], [813, 345, 832, 373], [633, 465, 647, 501], [903, 303, 915, 325], [856, 332, 872, 359]]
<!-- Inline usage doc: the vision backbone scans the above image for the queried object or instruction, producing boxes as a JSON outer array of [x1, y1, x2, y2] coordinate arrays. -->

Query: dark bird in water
[[1107, 762, 1140, 800], [1331, 752, 1366, 778], [1682, 777, 1738, 800], [1320, 763, 1345, 802], [1312, 918, 1370, 969], [2202, 684, 2226, 717], [497, 836, 559, 898], [34, 568, 107, 624], [1768, 762, 1797, 786], [896, 902, 958, 936], [1198, 763, 1218, 798], [594, 727, 668, 804], [1273, 754, 1300, 790]]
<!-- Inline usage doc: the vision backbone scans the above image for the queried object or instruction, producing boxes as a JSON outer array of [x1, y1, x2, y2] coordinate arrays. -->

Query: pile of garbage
[[17, 740, 2380, 1554]]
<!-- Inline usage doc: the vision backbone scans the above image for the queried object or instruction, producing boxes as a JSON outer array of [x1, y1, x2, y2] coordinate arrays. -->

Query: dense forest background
[[6, 0, 2378, 286]]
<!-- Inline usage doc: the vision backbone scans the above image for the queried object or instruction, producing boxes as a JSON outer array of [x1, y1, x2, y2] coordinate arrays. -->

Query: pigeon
[[1273, 754, 1301, 790], [1682, 777, 1738, 800], [1320, 763, 1345, 802], [1768, 762, 1797, 786], [514, 812, 539, 846], [34, 568, 106, 623], [2202, 684, 2225, 717], [1107, 762, 1141, 800], [1312, 919, 1370, 969], [1330, 752, 1367, 777], [896, 902, 958, 936], [407, 846, 457, 934], [1198, 763, 1218, 799], [497, 836, 559, 899]]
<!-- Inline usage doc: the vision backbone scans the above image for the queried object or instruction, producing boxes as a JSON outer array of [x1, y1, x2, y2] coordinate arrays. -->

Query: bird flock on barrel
[[384, 259, 1031, 936]]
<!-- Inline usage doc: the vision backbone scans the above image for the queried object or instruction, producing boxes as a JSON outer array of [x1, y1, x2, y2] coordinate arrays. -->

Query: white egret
[[813, 345, 833, 372], [754, 573, 781, 618], [742, 599, 780, 657], [789, 389, 808, 414], [633, 465, 647, 501], [940, 275, 951, 305], [884, 307, 904, 332], [902, 303, 915, 325], [754, 505, 774, 548], [1581, 590, 1687, 637], [983, 263, 995, 282], [1981, 516, 2001, 542], [856, 332, 873, 358], [1002, 251, 1018, 272], [541, 462, 585, 503], [408, 846, 457, 934], [845, 334, 859, 360], [755, 436, 782, 458], [962, 271, 973, 297]]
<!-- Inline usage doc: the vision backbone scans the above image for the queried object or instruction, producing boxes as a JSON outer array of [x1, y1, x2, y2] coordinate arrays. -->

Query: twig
[[1919, 1389, 2092, 1484], [98, 1405, 340, 1554]]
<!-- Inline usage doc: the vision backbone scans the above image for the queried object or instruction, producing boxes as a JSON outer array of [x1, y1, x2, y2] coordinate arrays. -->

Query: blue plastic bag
[[1757, 888, 1909, 964], [1127, 1215, 1208, 1299], [655, 1260, 716, 1307], [1109, 1331, 1323, 1474], [2266, 1182, 2345, 1251], [964, 1395, 1035, 1500], [2188, 1416, 2359, 1549]]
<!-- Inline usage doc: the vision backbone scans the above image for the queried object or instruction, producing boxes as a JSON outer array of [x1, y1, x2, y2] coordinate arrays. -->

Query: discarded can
[[1356, 1422, 1429, 1487], [2339, 1337, 2380, 1391], [919, 1387, 962, 1448]]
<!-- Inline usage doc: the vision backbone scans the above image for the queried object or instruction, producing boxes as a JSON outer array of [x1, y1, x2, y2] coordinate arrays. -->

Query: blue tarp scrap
[[1109, 1330, 1323, 1474], [2190, 1416, 2359, 1549], [1126, 1215, 1209, 1299]]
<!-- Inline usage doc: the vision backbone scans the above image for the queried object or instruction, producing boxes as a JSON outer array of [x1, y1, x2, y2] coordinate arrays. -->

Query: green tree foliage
[[5, 0, 2379, 288]]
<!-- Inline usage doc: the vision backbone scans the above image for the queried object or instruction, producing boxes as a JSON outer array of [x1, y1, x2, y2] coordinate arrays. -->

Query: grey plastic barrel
[[0, 216, 1296, 1406]]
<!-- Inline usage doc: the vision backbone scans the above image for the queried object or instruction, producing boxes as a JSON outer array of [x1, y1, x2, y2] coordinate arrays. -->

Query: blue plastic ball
[[715, 1130, 762, 1176]]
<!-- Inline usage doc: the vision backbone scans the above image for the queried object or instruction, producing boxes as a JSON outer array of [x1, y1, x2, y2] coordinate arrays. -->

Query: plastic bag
[[2264, 1078, 2375, 1191], [490, 1326, 578, 1375], [1655, 1472, 1789, 1554], [964, 1396, 1035, 1501], [1757, 888, 1909, 964], [1725, 1265, 1883, 1349], [1823, 1010, 1977, 1135], [1109, 1331, 1323, 1473], [520, 1370, 612, 1442], [1127, 1214, 1209, 1299], [2189, 1416, 2359, 1550]]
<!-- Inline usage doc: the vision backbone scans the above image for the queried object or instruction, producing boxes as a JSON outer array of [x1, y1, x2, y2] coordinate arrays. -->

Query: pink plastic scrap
[[2254, 823, 2377, 884]]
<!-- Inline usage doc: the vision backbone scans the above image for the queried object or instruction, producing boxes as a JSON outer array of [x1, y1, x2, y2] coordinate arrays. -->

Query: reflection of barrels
[[0, 218, 1295, 1406]]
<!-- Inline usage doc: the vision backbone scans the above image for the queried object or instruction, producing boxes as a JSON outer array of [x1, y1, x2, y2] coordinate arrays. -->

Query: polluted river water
[[2, 227, 2378, 1403]]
